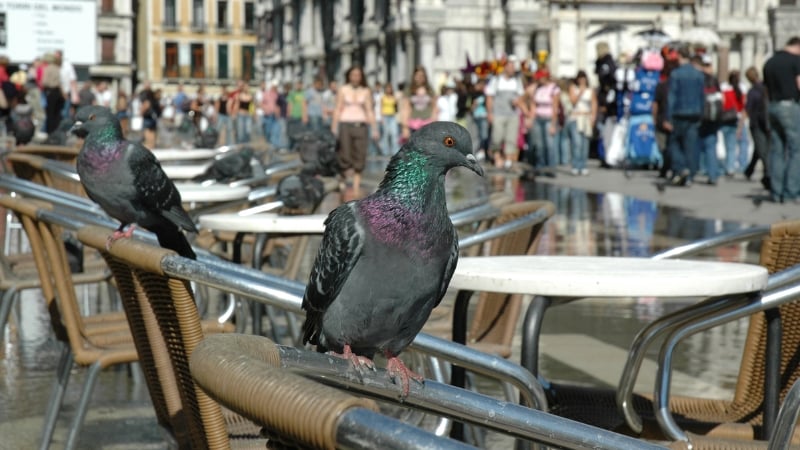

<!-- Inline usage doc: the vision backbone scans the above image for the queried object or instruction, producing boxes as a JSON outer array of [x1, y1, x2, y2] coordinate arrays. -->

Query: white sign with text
[[0, 0, 97, 64]]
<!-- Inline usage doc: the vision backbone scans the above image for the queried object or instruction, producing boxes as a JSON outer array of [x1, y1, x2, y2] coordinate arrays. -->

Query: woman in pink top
[[530, 69, 561, 175], [331, 66, 378, 195]]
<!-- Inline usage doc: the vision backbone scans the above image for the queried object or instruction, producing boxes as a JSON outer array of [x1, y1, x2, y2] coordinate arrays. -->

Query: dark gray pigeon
[[190, 147, 254, 183], [301, 121, 484, 395], [71, 105, 197, 259]]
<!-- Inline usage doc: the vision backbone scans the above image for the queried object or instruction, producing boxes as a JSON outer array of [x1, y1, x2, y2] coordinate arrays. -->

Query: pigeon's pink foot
[[385, 354, 424, 398], [331, 344, 376, 373], [106, 225, 136, 250]]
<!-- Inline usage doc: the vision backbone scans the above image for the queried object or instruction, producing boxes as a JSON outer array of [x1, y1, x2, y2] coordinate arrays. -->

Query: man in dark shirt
[[653, 59, 677, 178], [664, 46, 705, 186], [744, 66, 770, 190], [763, 36, 800, 203]]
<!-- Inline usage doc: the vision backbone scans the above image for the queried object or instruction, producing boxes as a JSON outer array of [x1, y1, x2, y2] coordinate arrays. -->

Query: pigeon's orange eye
[[443, 136, 456, 147]]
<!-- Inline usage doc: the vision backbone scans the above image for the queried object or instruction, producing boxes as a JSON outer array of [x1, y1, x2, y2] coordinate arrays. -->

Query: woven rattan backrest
[[95, 250, 176, 436], [467, 200, 556, 356], [731, 220, 800, 423], [77, 225, 229, 450], [0, 196, 84, 344], [6, 152, 86, 198]]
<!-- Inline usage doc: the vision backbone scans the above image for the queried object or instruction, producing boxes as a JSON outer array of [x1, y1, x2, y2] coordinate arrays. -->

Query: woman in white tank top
[[568, 70, 597, 175]]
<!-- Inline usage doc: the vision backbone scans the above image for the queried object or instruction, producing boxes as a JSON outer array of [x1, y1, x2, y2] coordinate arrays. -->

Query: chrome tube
[[616, 295, 751, 432], [654, 284, 800, 442], [336, 408, 476, 450], [767, 379, 800, 450], [411, 333, 547, 411], [617, 265, 800, 432], [651, 226, 769, 260], [278, 345, 667, 450], [457, 207, 551, 250]]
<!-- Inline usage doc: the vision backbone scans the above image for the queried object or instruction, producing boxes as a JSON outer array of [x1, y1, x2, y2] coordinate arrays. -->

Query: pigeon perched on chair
[[10, 104, 35, 145], [301, 121, 484, 396], [71, 105, 197, 259], [190, 147, 254, 183]]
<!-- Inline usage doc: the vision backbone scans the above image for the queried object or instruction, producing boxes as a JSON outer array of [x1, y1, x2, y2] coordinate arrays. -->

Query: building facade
[[93, 0, 136, 96], [135, 0, 258, 90], [255, 0, 777, 87]]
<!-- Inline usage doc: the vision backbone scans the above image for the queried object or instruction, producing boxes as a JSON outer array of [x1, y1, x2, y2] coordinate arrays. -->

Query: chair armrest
[[619, 264, 800, 435], [190, 334, 473, 450], [652, 226, 769, 260]]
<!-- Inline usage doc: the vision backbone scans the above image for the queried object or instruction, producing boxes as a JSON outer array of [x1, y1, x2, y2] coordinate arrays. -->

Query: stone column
[[717, 41, 730, 82], [741, 34, 755, 72], [418, 29, 437, 76], [364, 42, 378, 85]]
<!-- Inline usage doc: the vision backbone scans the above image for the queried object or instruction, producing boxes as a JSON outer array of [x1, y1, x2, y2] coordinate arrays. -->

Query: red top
[[722, 87, 745, 112]]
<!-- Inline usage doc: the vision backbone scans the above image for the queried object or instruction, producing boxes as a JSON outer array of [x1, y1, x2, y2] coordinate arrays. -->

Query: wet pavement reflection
[[0, 163, 760, 449]]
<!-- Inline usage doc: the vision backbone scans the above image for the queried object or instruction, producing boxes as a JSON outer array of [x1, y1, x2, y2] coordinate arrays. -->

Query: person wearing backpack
[[695, 54, 722, 185], [664, 46, 704, 186], [720, 70, 747, 176]]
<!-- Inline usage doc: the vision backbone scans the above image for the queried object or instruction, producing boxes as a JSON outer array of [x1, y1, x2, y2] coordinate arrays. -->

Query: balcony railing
[[216, 24, 231, 33], [161, 67, 257, 84], [162, 20, 178, 31], [191, 22, 207, 32]]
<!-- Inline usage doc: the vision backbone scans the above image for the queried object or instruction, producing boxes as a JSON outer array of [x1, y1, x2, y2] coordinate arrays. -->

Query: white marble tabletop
[[153, 149, 219, 161], [162, 163, 212, 179], [175, 184, 251, 203], [198, 212, 328, 234], [451, 256, 768, 298]]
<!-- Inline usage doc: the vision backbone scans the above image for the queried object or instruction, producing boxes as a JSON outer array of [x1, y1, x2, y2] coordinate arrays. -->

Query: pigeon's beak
[[463, 154, 484, 177], [69, 121, 88, 138]]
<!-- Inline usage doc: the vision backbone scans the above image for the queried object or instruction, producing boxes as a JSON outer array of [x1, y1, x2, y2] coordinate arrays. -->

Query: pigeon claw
[[385, 355, 424, 398], [106, 225, 136, 250], [332, 344, 376, 375]]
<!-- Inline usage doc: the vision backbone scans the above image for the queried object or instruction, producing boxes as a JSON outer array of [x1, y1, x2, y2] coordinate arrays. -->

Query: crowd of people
[[660, 36, 800, 205], [4, 39, 797, 205]]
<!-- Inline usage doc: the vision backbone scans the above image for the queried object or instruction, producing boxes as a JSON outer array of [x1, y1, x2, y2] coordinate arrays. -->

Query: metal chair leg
[[39, 344, 74, 450], [0, 287, 18, 342], [64, 361, 103, 450]]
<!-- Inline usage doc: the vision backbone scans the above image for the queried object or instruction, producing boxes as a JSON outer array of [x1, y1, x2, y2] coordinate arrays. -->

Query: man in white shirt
[[55, 50, 77, 119], [485, 61, 524, 169], [95, 81, 113, 109]]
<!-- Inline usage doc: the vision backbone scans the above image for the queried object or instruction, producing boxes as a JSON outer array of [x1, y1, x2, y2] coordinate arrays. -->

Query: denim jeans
[[533, 117, 557, 168], [381, 115, 400, 155], [557, 126, 570, 165], [234, 113, 252, 143], [697, 129, 720, 183], [720, 122, 749, 174], [216, 114, 234, 146], [261, 114, 280, 148], [768, 101, 800, 201], [737, 124, 750, 172], [567, 120, 590, 171], [473, 116, 489, 151], [308, 115, 324, 132], [667, 117, 700, 177]]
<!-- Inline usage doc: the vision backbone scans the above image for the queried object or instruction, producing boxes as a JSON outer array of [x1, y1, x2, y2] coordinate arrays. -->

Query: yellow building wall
[[137, 0, 258, 88]]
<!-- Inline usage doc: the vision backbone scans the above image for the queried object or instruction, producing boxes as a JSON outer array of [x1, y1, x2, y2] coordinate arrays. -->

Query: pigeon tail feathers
[[149, 223, 197, 260]]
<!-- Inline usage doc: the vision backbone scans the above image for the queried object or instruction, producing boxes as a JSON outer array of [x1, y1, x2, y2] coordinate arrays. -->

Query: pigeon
[[301, 121, 484, 396], [190, 147, 254, 183], [45, 116, 77, 146], [71, 105, 197, 259], [10, 104, 35, 145]]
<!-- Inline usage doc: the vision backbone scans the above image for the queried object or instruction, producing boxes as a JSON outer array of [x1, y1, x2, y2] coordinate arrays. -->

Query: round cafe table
[[446, 255, 768, 440], [175, 184, 251, 204]]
